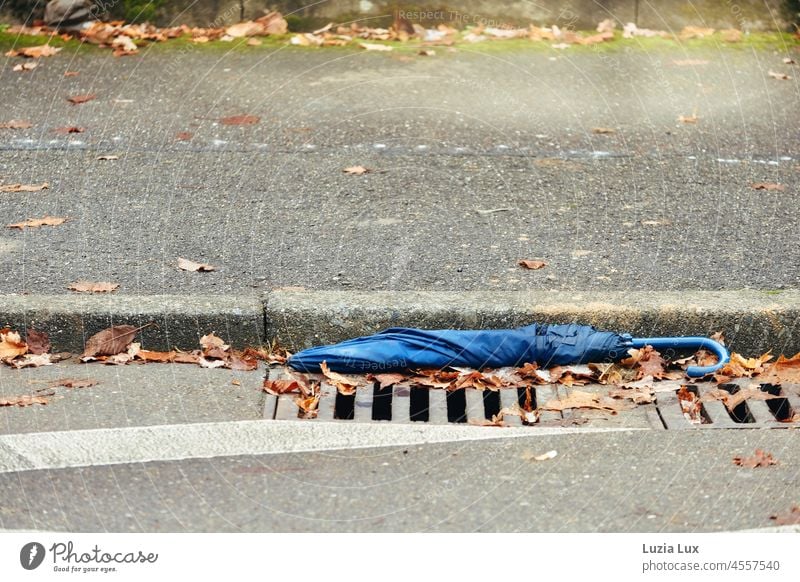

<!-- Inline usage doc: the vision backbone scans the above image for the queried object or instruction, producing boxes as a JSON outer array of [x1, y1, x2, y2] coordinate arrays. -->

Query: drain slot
[[719, 384, 754, 423], [409, 387, 429, 422], [446, 389, 468, 423], [483, 390, 501, 419], [372, 383, 392, 421], [761, 383, 793, 421], [335, 391, 355, 420]]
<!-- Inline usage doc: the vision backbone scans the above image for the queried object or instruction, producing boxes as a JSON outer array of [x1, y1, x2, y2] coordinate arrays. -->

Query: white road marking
[[0, 420, 645, 474]]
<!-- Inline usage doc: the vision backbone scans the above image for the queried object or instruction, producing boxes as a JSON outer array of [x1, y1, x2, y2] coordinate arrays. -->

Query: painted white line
[[0, 420, 645, 474]]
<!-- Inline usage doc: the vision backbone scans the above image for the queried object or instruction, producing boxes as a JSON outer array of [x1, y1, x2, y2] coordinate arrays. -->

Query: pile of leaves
[[0, 328, 60, 369]]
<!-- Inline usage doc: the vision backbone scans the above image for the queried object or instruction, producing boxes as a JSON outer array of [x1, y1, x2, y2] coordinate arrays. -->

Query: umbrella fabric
[[287, 323, 631, 373]]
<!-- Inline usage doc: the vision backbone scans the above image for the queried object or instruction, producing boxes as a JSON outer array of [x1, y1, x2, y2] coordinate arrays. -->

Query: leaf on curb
[[0, 183, 49, 193], [220, 114, 260, 126], [7, 216, 67, 229], [136, 349, 177, 363], [0, 120, 34, 129], [751, 182, 784, 191], [177, 257, 216, 272], [50, 378, 98, 389], [8, 353, 52, 368], [518, 259, 548, 270], [0, 395, 49, 407], [67, 94, 97, 105], [733, 449, 778, 468], [68, 281, 119, 293], [263, 378, 303, 395], [6, 44, 61, 58], [81, 324, 151, 359], [343, 165, 370, 175], [25, 330, 50, 355]]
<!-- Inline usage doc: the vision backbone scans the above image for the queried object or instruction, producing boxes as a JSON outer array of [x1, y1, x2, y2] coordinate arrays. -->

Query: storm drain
[[263, 369, 799, 429]]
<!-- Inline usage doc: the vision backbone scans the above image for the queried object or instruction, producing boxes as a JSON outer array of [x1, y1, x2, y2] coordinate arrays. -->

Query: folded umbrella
[[287, 323, 729, 378]]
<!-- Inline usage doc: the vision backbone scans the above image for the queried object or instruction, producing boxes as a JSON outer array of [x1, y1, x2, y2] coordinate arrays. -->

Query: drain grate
[[264, 369, 799, 429]]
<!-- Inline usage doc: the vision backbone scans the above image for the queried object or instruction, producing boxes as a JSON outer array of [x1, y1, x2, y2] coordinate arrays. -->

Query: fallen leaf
[[759, 352, 800, 385], [68, 281, 119, 293], [0, 120, 33, 129], [177, 257, 216, 272], [220, 115, 260, 126], [770, 506, 800, 525], [96, 155, 119, 161], [64, 71, 79, 77], [55, 126, 84, 134], [111, 35, 138, 55], [343, 165, 370, 175], [768, 71, 790, 80], [263, 378, 303, 395], [701, 386, 779, 412], [678, 114, 699, 124], [368, 372, 408, 388], [0, 330, 27, 361], [7, 353, 52, 369], [733, 449, 778, 468], [81, 324, 151, 359], [68, 94, 97, 105], [173, 352, 201, 364], [200, 333, 229, 353], [541, 390, 631, 414], [49, 378, 98, 389], [25, 330, 50, 355], [320, 361, 365, 395], [246, 38, 262, 46], [418, 49, 436, 56], [720, 29, 742, 42], [621, 345, 669, 380], [751, 182, 784, 191], [232, 379, 242, 386], [135, 349, 177, 363], [7, 216, 67, 229], [0, 395, 48, 407], [0, 183, 49, 193], [6, 44, 61, 58], [592, 127, 615, 134], [228, 353, 258, 371], [677, 386, 703, 423], [175, 131, 193, 141], [608, 386, 656, 404], [518, 259, 548, 270], [522, 450, 558, 461], [13, 62, 38, 72], [359, 42, 393, 51]]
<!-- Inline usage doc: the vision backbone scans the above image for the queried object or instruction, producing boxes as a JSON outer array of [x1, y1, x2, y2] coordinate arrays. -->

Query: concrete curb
[[0, 294, 264, 353], [264, 290, 800, 355]]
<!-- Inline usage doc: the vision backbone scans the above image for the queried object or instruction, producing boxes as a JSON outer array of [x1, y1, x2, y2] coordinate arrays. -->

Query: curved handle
[[628, 336, 729, 378]]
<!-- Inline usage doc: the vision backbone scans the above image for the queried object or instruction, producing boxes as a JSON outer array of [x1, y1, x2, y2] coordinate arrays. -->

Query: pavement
[[0, 41, 799, 533]]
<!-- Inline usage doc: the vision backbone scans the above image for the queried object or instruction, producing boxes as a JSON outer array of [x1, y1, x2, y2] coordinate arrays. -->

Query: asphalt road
[[1, 44, 798, 295]]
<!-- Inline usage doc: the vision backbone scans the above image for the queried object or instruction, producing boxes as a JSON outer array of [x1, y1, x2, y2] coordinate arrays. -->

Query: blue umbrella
[[287, 323, 729, 378]]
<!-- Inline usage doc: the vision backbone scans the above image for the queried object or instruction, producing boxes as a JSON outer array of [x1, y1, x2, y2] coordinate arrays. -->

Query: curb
[[265, 290, 800, 355], [2, 290, 799, 356], [0, 294, 264, 353]]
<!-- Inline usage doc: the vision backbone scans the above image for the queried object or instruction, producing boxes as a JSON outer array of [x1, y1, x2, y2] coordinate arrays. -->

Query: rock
[[44, 0, 97, 30]]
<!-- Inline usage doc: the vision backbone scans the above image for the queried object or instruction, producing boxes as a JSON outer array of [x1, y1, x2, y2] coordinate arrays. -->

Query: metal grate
[[263, 369, 799, 429]]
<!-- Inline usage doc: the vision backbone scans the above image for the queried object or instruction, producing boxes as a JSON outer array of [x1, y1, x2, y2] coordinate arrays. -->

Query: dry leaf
[[0, 120, 33, 129], [96, 155, 119, 161], [418, 49, 436, 56], [55, 126, 84, 134], [6, 44, 61, 58], [522, 450, 558, 461], [592, 127, 615, 134], [368, 372, 408, 389], [518, 259, 548, 270], [768, 71, 790, 80], [0, 330, 27, 361], [733, 449, 778, 468], [81, 324, 150, 359], [701, 386, 778, 411], [541, 390, 631, 414], [68, 94, 97, 105], [0, 395, 48, 407], [751, 182, 784, 191], [64, 71, 79, 77], [7, 353, 52, 369], [784, 58, 797, 65], [136, 350, 177, 363], [200, 333, 229, 353], [320, 361, 364, 395], [68, 281, 119, 293], [7, 216, 67, 229], [759, 352, 800, 385], [343, 166, 370, 175], [13, 62, 37, 72], [50, 378, 98, 389], [677, 386, 703, 423], [678, 114, 699, 124], [228, 353, 258, 371], [221, 115, 260, 126], [175, 132, 193, 141], [608, 386, 656, 404], [359, 42, 393, 51], [177, 257, 216, 272], [25, 330, 50, 355], [247, 38, 262, 46], [770, 506, 800, 525], [0, 183, 49, 193]]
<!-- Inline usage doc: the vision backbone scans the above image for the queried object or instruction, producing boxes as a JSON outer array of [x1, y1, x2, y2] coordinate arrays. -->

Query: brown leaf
[[770, 506, 800, 526], [175, 131, 193, 141], [263, 378, 303, 395], [81, 324, 151, 358], [592, 127, 615, 134], [228, 353, 258, 371], [677, 386, 704, 423], [701, 386, 779, 412], [768, 70, 790, 80], [343, 165, 371, 175], [368, 372, 408, 389], [64, 71, 80, 77], [7, 216, 67, 229], [7, 353, 52, 369], [359, 42, 392, 51], [177, 257, 216, 272], [136, 349, 177, 363], [221, 114, 260, 126], [0, 395, 48, 407], [96, 155, 119, 161], [68, 94, 97, 105], [678, 113, 699, 124], [50, 378, 98, 389], [200, 333, 229, 353], [621, 345, 669, 380], [0, 183, 49, 193], [173, 352, 201, 364], [0, 330, 27, 361], [608, 386, 656, 404], [320, 361, 365, 395], [68, 281, 119, 293], [733, 449, 778, 468], [13, 62, 38, 72], [0, 120, 34, 129], [55, 126, 84, 134], [6, 44, 61, 58], [518, 259, 548, 270], [541, 390, 632, 414], [759, 352, 800, 385], [25, 330, 50, 355], [751, 182, 785, 191]]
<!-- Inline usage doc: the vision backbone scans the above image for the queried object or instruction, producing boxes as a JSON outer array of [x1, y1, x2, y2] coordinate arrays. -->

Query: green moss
[[0, 31, 89, 52]]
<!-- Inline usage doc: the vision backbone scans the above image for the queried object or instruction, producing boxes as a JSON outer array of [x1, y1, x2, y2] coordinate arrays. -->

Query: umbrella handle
[[628, 336, 729, 378]]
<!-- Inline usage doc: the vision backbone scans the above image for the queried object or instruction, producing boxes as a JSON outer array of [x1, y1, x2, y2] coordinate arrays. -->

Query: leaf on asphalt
[[111, 35, 138, 56], [64, 71, 79, 77], [220, 114, 260, 126], [177, 257, 216, 272], [0, 330, 28, 361], [770, 506, 800, 525], [751, 182, 784, 191], [228, 353, 258, 371], [320, 361, 365, 395], [0, 394, 49, 407], [173, 351, 201, 364], [541, 390, 632, 414], [13, 62, 38, 72], [175, 131, 193, 141], [96, 155, 119, 161], [0, 183, 49, 193], [592, 127, 615, 134], [359, 42, 393, 51], [25, 330, 50, 355], [733, 449, 778, 468], [68, 94, 97, 105], [81, 324, 150, 359], [343, 165, 371, 175], [68, 281, 119, 293], [5, 44, 62, 58], [7, 216, 67, 229], [518, 259, 548, 270], [768, 70, 790, 80], [55, 126, 84, 134], [678, 113, 699, 124], [701, 386, 779, 412], [521, 449, 558, 461], [0, 120, 34, 129], [50, 378, 98, 389]]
